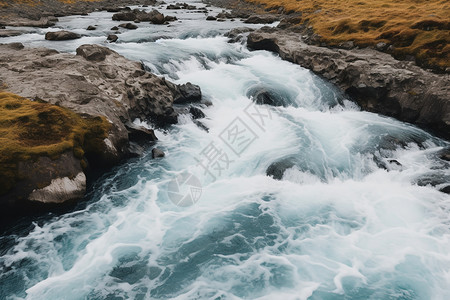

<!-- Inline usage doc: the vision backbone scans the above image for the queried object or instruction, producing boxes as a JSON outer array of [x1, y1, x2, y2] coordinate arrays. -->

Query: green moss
[[0, 92, 111, 195]]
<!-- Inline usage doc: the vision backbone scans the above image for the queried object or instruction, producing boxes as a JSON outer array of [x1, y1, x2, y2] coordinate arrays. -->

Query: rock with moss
[[0, 43, 202, 207], [0, 92, 109, 205]]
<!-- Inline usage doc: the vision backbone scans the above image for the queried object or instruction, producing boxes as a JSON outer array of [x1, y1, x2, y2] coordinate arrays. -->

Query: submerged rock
[[440, 186, 450, 194], [107, 34, 119, 42], [152, 148, 165, 158], [266, 159, 295, 180], [189, 106, 206, 119], [45, 30, 81, 40], [119, 23, 138, 29], [169, 82, 202, 104]]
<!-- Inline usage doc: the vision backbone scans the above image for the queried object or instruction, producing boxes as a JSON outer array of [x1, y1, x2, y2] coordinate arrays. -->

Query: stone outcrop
[[247, 27, 450, 140], [0, 43, 202, 206]]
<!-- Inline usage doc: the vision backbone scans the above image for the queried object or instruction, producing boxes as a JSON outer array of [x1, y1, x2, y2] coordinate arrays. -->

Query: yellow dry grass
[[0, 92, 110, 194], [247, 0, 450, 70]]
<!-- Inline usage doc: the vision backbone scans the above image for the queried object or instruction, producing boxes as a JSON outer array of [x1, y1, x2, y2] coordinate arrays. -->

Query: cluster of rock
[[0, 43, 204, 206], [112, 8, 176, 25], [167, 3, 197, 10]]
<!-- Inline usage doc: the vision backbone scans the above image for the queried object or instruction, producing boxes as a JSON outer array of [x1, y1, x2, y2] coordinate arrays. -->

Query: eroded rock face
[[247, 28, 450, 140]]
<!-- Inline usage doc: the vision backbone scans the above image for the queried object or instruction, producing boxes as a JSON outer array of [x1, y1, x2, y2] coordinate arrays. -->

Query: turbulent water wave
[[1, 1, 449, 299]]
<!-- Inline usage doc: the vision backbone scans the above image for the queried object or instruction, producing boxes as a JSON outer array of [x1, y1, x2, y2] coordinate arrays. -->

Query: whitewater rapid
[[1, 1, 450, 299]]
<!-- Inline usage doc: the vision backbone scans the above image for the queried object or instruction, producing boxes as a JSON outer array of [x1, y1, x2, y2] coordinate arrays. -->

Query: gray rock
[[164, 15, 177, 22], [152, 148, 165, 158], [375, 42, 388, 51], [206, 16, 217, 21], [169, 82, 202, 104], [5, 42, 25, 50], [107, 34, 118, 42], [2, 17, 57, 28], [440, 186, 450, 194], [45, 30, 81, 40], [76, 44, 114, 61], [128, 142, 145, 157], [189, 106, 205, 119], [126, 125, 158, 142], [438, 149, 450, 161], [86, 25, 96, 31], [119, 23, 138, 29]]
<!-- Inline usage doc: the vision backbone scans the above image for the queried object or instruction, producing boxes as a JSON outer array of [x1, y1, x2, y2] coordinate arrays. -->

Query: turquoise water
[[1, 1, 450, 299]]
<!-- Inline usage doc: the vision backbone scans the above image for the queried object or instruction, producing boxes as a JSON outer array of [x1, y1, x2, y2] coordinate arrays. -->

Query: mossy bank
[[0, 92, 110, 197]]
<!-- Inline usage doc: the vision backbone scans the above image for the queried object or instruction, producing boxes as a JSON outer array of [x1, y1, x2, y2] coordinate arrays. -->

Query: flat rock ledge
[[247, 27, 450, 141], [0, 43, 201, 207]]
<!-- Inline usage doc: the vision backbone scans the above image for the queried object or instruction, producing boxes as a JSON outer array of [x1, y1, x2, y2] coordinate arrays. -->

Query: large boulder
[[76, 44, 114, 61], [45, 30, 81, 40]]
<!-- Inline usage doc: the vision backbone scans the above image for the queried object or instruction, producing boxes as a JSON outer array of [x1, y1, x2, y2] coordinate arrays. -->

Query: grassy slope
[[247, 0, 450, 70], [0, 92, 110, 195]]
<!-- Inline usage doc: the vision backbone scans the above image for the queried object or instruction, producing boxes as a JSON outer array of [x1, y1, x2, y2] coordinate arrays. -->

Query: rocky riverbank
[[0, 0, 449, 218], [246, 27, 450, 140], [0, 43, 202, 211], [205, 0, 450, 141], [0, 0, 157, 27]]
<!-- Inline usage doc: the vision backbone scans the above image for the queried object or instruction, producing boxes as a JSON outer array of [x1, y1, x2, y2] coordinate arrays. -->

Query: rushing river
[[1, 1, 450, 299]]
